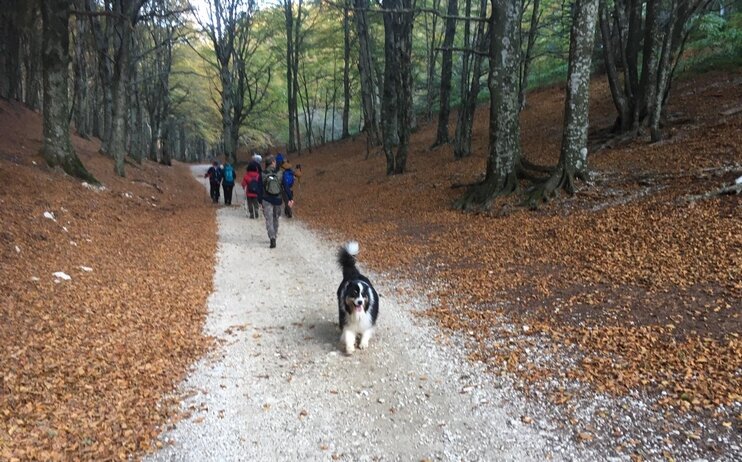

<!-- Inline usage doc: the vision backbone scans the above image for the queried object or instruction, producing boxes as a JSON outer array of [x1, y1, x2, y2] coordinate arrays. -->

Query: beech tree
[[381, 0, 414, 175], [599, 0, 712, 140], [432, 0, 458, 147], [40, 0, 97, 183], [354, 0, 382, 146], [528, 0, 599, 206], [453, 0, 488, 159], [455, 0, 522, 209]]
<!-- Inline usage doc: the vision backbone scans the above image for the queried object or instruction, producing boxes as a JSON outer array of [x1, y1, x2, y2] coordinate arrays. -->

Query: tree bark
[[455, 0, 521, 210], [354, 0, 381, 146], [519, 0, 540, 110], [528, 0, 598, 207], [454, 0, 487, 159], [341, 0, 351, 139], [433, 0, 458, 147], [40, 0, 97, 183]]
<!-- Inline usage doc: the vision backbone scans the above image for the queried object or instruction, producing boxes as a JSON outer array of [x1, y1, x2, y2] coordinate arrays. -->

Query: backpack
[[247, 178, 260, 194], [282, 168, 295, 189], [223, 164, 235, 183], [263, 171, 282, 196]]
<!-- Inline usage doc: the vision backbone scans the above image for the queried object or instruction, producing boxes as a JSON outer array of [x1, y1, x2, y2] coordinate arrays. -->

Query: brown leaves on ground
[[0, 100, 214, 460], [295, 71, 741, 414], [1, 70, 740, 459]]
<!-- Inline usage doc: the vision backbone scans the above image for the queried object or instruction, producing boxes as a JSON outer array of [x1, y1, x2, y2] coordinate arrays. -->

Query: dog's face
[[344, 282, 370, 315]]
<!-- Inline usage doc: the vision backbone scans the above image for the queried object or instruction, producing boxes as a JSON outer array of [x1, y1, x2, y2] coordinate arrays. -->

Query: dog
[[336, 241, 379, 355]]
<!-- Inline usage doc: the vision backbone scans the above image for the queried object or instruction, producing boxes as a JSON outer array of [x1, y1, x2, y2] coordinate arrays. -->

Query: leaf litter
[[1, 71, 740, 460]]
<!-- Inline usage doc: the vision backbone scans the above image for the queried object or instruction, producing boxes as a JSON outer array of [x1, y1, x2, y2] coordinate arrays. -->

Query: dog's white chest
[[345, 310, 374, 334]]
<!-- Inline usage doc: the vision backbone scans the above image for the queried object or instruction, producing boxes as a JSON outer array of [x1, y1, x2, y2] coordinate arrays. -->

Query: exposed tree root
[[453, 172, 518, 212], [525, 164, 587, 209]]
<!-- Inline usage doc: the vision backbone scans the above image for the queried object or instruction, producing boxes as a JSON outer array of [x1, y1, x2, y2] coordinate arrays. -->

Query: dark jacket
[[205, 165, 222, 184]]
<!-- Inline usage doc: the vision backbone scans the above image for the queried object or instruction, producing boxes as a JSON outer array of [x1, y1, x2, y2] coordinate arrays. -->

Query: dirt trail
[[145, 166, 586, 461]]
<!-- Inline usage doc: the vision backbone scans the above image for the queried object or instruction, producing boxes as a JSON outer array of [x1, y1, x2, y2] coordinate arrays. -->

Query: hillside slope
[[0, 100, 215, 460]]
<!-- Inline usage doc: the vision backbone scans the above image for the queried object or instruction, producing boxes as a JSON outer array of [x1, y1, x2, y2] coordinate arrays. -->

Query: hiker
[[241, 162, 262, 219], [222, 161, 236, 206], [204, 160, 222, 204], [278, 155, 296, 218], [261, 156, 283, 249]]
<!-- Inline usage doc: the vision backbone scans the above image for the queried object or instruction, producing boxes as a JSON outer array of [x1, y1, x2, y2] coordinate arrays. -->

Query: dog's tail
[[337, 241, 361, 280]]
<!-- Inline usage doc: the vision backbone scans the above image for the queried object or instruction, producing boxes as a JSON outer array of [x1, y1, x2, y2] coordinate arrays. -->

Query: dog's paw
[[345, 344, 356, 355], [358, 338, 369, 349]]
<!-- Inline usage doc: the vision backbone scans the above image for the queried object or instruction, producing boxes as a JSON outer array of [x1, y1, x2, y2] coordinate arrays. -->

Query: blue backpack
[[223, 164, 235, 183], [282, 168, 295, 188]]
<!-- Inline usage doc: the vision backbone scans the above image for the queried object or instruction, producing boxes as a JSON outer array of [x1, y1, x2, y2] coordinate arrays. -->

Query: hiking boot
[[269, 238, 276, 248]]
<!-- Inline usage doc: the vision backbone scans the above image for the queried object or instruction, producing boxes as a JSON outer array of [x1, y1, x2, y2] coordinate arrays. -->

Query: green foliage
[[680, 12, 742, 75]]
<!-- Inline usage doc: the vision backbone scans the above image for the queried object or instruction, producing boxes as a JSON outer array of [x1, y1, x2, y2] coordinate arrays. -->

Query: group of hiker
[[204, 152, 300, 249]]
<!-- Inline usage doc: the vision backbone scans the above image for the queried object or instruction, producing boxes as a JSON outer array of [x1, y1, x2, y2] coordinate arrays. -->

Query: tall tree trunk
[[110, 6, 131, 177], [0, 8, 21, 100], [73, 14, 90, 138], [381, 0, 413, 175], [528, 0, 598, 206], [455, 0, 521, 210], [424, 0, 441, 123], [433, 0, 458, 147], [21, 11, 42, 111], [341, 0, 351, 139], [40, 0, 97, 183], [354, 0, 381, 146], [454, 0, 488, 159], [599, 0, 630, 132], [284, 0, 295, 152], [88, 0, 114, 153], [519, 0, 540, 110]]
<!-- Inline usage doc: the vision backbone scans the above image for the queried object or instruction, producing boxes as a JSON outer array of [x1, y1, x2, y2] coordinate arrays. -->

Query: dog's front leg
[[359, 329, 373, 350], [341, 329, 356, 355]]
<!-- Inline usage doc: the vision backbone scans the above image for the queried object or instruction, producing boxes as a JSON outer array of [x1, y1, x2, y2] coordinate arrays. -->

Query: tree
[[455, 0, 522, 210], [453, 0, 488, 159], [518, 0, 541, 110], [381, 0, 414, 175], [528, 0, 599, 206], [433, 0, 458, 147], [599, 0, 712, 139], [341, 0, 351, 139], [40, 0, 97, 183], [354, 0, 382, 146], [108, 0, 148, 177]]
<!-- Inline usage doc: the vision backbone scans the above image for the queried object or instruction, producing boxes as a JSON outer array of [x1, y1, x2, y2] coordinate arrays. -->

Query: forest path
[[145, 165, 584, 461]]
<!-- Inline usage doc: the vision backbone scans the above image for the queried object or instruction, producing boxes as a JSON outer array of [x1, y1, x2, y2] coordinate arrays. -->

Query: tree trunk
[[40, 0, 97, 183], [0, 8, 21, 100], [519, 0, 540, 110], [454, 1, 488, 159], [354, 0, 381, 146], [73, 14, 90, 138], [528, 0, 598, 207], [284, 0, 297, 152], [433, 0, 458, 147], [341, 0, 351, 139], [380, 0, 413, 174], [455, 0, 521, 210], [599, 0, 630, 132], [21, 6, 42, 110]]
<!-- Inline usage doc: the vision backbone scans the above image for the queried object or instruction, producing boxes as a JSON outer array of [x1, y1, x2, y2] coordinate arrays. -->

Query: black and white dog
[[336, 241, 379, 354]]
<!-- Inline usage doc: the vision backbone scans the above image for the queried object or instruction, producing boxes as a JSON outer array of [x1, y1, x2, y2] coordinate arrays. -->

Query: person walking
[[204, 160, 223, 204], [222, 161, 236, 205], [241, 162, 262, 219], [261, 156, 283, 249], [278, 156, 296, 218]]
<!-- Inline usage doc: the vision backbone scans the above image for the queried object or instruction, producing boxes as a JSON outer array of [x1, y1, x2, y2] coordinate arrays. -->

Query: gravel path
[[145, 166, 586, 461]]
